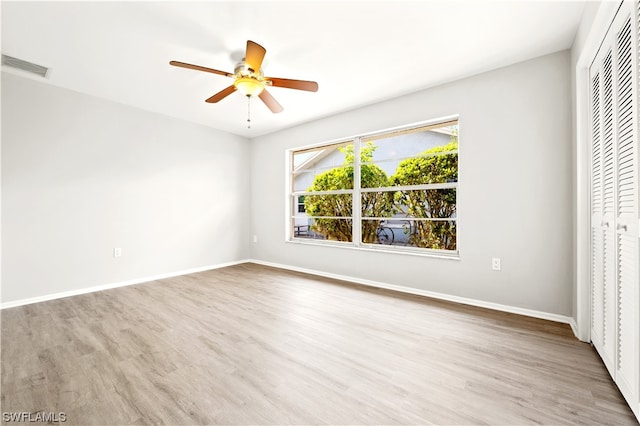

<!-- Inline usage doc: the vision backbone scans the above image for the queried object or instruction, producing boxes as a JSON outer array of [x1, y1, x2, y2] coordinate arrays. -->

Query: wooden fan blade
[[258, 89, 284, 113], [169, 61, 233, 78], [245, 40, 266, 72], [267, 77, 319, 92], [205, 85, 237, 103]]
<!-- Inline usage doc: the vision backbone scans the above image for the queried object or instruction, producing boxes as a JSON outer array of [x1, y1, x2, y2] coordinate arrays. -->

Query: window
[[289, 118, 458, 255], [297, 196, 306, 213]]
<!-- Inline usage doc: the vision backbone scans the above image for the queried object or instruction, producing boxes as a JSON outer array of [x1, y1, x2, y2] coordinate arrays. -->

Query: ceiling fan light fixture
[[234, 76, 264, 97]]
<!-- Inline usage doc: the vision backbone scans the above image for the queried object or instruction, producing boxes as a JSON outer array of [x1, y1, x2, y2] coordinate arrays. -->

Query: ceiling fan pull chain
[[247, 96, 251, 128]]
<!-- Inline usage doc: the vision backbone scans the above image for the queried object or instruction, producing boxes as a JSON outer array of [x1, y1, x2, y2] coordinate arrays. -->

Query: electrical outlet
[[253, 235, 258, 243], [113, 247, 122, 258], [492, 257, 501, 271]]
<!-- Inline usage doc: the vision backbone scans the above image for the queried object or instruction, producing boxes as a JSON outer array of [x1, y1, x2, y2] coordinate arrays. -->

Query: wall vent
[[2, 54, 49, 78]]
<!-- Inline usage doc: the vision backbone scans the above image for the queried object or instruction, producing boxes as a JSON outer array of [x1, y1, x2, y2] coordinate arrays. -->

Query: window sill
[[286, 238, 460, 260]]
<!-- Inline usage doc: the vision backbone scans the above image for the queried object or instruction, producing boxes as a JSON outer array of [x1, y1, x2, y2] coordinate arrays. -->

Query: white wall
[[250, 51, 573, 316], [1, 72, 250, 303], [1, 50, 574, 317]]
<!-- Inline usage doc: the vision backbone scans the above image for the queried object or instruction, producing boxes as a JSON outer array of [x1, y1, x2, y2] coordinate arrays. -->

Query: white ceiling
[[2, 1, 586, 138]]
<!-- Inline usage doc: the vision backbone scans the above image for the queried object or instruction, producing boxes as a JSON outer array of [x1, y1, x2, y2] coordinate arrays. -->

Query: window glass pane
[[366, 122, 458, 163], [291, 222, 314, 239], [360, 161, 392, 189], [362, 219, 411, 246], [362, 219, 456, 250], [293, 218, 353, 242], [292, 142, 354, 192], [292, 143, 349, 169], [360, 123, 458, 188], [293, 165, 353, 192], [395, 189, 457, 219], [389, 149, 458, 186], [362, 189, 456, 219], [360, 191, 395, 218], [411, 220, 457, 250], [304, 193, 352, 217]]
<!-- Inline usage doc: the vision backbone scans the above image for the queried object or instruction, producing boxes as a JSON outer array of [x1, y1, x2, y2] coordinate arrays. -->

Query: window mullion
[[353, 137, 362, 247], [360, 182, 458, 192]]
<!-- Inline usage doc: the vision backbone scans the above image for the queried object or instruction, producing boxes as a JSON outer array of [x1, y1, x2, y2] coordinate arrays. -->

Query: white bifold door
[[589, 0, 640, 419]]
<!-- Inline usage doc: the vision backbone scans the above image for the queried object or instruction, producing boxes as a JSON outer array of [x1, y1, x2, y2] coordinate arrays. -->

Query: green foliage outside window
[[390, 139, 458, 250], [303, 134, 458, 250], [304, 142, 393, 242]]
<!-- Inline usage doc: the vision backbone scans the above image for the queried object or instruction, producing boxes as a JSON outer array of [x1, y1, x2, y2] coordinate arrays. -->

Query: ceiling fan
[[169, 40, 318, 115]]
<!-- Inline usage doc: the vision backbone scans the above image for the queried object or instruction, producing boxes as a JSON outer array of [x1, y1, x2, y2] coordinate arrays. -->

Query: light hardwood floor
[[1, 263, 638, 425]]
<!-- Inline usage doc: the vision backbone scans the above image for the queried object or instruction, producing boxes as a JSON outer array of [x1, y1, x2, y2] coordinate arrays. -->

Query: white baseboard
[[0, 259, 251, 310], [249, 258, 575, 328], [2, 258, 579, 339], [568, 317, 579, 339]]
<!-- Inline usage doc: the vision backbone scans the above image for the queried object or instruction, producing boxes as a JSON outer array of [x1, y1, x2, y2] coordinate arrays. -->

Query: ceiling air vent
[[2, 54, 49, 78]]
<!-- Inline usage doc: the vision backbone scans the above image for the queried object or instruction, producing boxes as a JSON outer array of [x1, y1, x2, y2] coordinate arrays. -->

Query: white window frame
[[286, 115, 460, 258]]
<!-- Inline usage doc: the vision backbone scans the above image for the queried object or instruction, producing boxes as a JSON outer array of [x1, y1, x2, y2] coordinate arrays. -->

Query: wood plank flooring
[[1, 263, 638, 425]]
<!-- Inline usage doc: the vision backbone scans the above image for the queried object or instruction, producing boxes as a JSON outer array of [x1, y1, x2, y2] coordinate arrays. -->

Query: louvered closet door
[[591, 64, 605, 353], [589, 1, 640, 418], [590, 44, 618, 377], [615, 3, 640, 412]]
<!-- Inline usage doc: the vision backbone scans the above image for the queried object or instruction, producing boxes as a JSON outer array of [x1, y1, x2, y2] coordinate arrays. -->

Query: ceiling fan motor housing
[[234, 61, 265, 96], [235, 61, 262, 78]]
